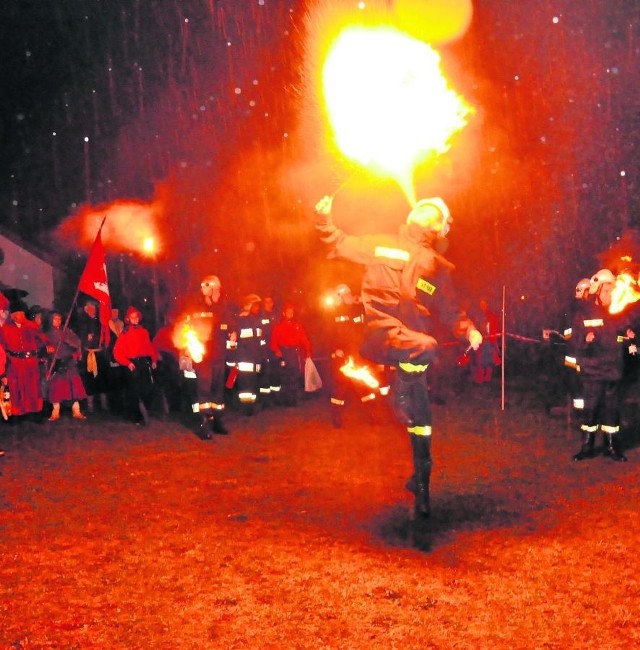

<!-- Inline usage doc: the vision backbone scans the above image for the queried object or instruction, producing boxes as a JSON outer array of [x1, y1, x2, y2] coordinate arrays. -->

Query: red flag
[[78, 225, 112, 346]]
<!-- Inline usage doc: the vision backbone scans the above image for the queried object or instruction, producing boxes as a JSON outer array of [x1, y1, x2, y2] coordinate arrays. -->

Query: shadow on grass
[[372, 492, 523, 553]]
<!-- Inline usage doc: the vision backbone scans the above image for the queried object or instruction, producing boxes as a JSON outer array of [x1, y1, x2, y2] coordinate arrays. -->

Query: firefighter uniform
[[181, 275, 237, 438], [258, 297, 279, 406], [316, 195, 481, 517], [572, 285, 630, 462], [326, 285, 383, 428], [233, 294, 265, 414]]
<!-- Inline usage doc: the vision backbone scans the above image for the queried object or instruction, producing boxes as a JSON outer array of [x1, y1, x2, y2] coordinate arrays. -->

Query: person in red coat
[[0, 299, 52, 420], [270, 303, 312, 406], [113, 306, 159, 425]]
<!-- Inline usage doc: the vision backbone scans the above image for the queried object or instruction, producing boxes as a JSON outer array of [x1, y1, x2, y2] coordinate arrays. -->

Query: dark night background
[[1, 0, 639, 334]]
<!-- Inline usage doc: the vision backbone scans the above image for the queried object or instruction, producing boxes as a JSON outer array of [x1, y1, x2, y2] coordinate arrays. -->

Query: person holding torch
[[315, 194, 482, 518]]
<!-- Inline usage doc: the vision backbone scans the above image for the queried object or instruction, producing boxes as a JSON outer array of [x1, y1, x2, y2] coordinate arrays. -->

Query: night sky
[[2, 0, 639, 331]]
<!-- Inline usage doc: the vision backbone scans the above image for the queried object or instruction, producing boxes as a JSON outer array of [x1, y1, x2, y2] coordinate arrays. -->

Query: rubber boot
[[138, 400, 150, 426], [71, 401, 86, 420], [410, 434, 432, 518], [195, 413, 212, 440], [572, 431, 595, 461], [331, 403, 343, 429], [212, 413, 229, 435], [48, 403, 60, 421], [604, 433, 627, 462]]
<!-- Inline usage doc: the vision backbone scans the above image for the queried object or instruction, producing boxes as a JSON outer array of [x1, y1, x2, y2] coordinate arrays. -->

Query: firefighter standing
[[180, 275, 237, 439], [315, 195, 482, 517], [572, 269, 630, 462], [259, 296, 279, 406], [233, 294, 266, 414], [325, 283, 380, 428]]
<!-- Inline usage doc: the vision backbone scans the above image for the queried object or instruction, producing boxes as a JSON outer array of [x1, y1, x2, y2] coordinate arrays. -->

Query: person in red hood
[[270, 303, 312, 407], [113, 306, 159, 426]]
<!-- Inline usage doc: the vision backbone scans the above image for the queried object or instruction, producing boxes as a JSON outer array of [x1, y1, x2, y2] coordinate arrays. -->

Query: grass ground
[[1, 374, 639, 649]]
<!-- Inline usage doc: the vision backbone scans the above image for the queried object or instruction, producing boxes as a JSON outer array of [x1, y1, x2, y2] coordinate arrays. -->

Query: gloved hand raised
[[314, 195, 334, 230]]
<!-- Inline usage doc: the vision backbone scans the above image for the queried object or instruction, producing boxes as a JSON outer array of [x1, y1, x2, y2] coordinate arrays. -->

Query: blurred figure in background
[[76, 300, 110, 413], [113, 306, 159, 426], [0, 299, 53, 422], [270, 303, 312, 407], [44, 311, 87, 421]]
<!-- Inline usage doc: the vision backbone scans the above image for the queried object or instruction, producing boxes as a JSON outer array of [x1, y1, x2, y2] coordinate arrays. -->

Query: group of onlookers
[[0, 279, 320, 453]]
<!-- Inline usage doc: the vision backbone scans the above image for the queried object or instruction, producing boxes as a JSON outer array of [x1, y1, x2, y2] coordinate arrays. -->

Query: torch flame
[[174, 324, 205, 363], [610, 272, 640, 315], [340, 356, 380, 389], [322, 26, 473, 205]]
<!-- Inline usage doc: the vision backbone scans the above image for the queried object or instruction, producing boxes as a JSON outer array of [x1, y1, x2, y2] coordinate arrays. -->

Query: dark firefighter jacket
[[317, 221, 475, 365], [574, 301, 630, 381]]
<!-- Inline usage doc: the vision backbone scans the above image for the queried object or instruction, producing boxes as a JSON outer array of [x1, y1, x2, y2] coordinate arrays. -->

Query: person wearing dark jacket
[[315, 194, 481, 518], [177, 275, 237, 439], [572, 269, 631, 462]]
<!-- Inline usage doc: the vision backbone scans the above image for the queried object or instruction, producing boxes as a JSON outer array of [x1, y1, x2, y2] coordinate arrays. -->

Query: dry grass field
[[1, 374, 639, 649]]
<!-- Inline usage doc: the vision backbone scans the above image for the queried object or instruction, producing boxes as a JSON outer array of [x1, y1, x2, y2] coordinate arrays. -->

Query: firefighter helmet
[[200, 274, 221, 289], [335, 283, 351, 296], [589, 269, 616, 295], [241, 293, 262, 311], [406, 197, 451, 237], [575, 278, 590, 299]]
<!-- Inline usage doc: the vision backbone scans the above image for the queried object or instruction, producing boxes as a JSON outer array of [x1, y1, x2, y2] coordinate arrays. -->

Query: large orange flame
[[322, 25, 473, 205], [173, 323, 205, 363], [610, 272, 640, 315]]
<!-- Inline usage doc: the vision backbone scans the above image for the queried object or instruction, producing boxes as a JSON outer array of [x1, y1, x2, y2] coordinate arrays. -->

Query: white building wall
[[0, 233, 55, 309]]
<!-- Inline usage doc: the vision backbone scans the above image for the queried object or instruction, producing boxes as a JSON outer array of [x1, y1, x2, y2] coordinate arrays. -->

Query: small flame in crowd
[[175, 324, 205, 363], [610, 272, 640, 315], [340, 356, 379, 389]]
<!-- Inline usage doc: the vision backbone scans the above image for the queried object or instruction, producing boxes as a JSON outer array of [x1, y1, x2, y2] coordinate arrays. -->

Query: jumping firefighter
[[326, 283, 389, 428], [179, 274, 237, 439], [315, 195, 482, 517], [572, 268, 631, 462]]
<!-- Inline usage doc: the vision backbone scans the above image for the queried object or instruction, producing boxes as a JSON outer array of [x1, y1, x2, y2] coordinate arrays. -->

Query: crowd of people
[[558, 268, 639, 463], [0, 281, 320, 452], [0, 193, 506, 521]]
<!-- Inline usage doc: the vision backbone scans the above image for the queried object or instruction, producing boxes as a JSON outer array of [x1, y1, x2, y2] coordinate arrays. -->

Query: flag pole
[[45, 217, 107, 380], [501, 284, 506, 411]]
